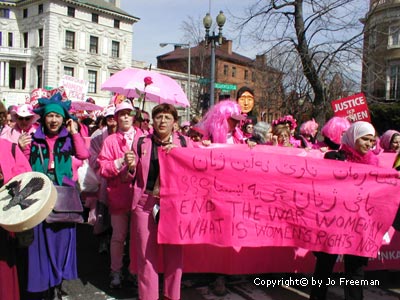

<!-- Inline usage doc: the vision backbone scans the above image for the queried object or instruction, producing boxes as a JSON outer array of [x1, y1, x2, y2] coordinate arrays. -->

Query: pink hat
[[181, 121, 190, 128], [103, 105, 116, 117], [114, 101, 134, 115], [230, 113, 246, 121], [11, 104, 40, 123]]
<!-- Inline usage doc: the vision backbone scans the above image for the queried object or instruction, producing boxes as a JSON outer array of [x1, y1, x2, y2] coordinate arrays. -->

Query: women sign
[[331, 92, 371, 122]]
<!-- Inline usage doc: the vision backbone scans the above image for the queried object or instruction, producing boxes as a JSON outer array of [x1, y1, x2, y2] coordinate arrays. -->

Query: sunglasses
[[142, 119, 150, 123], [18, 116, 32, 121]]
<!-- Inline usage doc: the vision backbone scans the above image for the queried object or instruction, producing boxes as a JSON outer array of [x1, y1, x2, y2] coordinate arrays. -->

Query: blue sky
[[120, 0, 258, 66]]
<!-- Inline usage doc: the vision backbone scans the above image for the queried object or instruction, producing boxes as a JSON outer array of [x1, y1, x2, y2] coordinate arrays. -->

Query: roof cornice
[[3, 0, 139, 23], [61, 0, 139, 22]]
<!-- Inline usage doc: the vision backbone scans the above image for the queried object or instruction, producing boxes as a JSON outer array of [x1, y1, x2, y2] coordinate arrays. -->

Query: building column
[[25, 61, 31, 91], [0, 61, 4, 86], [4, 61, 9, 88]]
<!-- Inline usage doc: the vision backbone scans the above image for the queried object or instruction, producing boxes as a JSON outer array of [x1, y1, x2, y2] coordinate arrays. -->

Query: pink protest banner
[[331, 92, 371, 122], [174, 230, 400, 274], [158, 145, 400, 258], [129, 232, 400, 274]]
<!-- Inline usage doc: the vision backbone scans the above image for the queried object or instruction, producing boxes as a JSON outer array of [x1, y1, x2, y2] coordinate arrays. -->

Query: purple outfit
[[25, 129, 89, 293]]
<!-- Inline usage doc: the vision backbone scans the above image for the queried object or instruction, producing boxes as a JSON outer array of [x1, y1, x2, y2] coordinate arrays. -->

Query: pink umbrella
[[101, 68, 189, 108], [70, 101, 103, 112]]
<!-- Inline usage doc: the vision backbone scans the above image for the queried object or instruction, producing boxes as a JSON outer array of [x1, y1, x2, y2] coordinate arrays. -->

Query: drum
[[0, 171, 56, 232]]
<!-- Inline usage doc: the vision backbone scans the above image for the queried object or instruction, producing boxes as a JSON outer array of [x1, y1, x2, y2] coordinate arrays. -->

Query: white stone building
[[0, 0, 138, 107], [362, 0, 400, 102]]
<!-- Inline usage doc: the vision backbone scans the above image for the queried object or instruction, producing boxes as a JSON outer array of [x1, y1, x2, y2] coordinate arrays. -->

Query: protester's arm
[[72, 132, 90, 160]]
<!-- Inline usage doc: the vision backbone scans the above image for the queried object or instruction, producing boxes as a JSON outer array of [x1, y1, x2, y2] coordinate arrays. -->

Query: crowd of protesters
[[0, 89, 400, 300]]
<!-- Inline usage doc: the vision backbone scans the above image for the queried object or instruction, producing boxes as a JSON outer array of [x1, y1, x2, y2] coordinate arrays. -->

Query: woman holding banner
[[131, 103, 193, 300], [310, 121, 379, 300]]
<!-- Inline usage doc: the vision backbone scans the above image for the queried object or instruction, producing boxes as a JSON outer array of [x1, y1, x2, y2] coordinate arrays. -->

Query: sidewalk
[[61, 224, 400, 300]]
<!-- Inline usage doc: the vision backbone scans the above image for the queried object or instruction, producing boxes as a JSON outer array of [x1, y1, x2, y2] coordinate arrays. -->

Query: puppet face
[[237, 91, 255, 113]]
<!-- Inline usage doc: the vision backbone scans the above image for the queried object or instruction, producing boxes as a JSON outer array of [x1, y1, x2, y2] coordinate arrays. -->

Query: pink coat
[[0, 125, 36, 144], [0, 139, 32, 182], [0, 139, 31, 300], [131, 133, 193, 210], [98, 131, 136, 214]]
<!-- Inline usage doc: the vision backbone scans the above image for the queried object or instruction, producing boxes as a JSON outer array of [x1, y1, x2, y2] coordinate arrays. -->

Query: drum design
[[0, 172, 56, 232]]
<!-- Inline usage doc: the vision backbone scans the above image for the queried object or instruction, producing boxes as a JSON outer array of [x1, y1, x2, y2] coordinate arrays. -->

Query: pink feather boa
[[340, 144, 379, 166]]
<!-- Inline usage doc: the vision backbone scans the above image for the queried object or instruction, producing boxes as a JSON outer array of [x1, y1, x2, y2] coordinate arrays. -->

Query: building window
[[92, 13, 98, 23], [0, 32, 2, 46], [232, 66, 236, 78], [67, 6, 75, 17], [389, 26, 400, 47], [22, 67, 26, 89], [23, 8, 28, 18], [223, 65, 228, 76], [88, 70, 97, 93], [23, 32, 28, 48], [244, 70, 249, 80], [65, 31, 75, 49], [114, 19, 120, 29], [112, 41, 120, 58], [252, 72, 256, 82], [369, 28, 377, 49], [389, 65, 400, 99], [9, 67, 16, 89], [90, 36, 98, 54], [0, 8, 10, 18], [64, 66, 74, 77], [37, 65, 43, 88], [8, 32, 13, 47], [38, 28, 43, 47], [38, 4, 43, 14]]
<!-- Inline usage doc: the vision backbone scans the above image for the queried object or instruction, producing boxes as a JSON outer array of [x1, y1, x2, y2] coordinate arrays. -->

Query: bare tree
[[231, 0, 368, 123], [180, 16, 205, 46]]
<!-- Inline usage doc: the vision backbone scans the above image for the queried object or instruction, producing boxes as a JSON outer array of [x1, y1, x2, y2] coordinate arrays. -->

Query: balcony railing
[[0, 46, 32, 58]]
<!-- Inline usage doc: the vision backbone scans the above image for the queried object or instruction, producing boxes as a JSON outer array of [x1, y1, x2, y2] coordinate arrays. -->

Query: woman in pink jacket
[[0, 139, 32, 300], [131, 103, 193, 300], [97, 101, 138, 289], [1, 104, 39, 148]]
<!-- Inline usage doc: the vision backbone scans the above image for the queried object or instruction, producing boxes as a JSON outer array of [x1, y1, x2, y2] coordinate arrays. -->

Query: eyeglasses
[[18, 116, 32, 121], [142, 119, 150, 123]]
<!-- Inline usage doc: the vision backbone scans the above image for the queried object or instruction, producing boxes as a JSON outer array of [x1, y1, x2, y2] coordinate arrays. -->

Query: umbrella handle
[[141, 93, 146, 111]]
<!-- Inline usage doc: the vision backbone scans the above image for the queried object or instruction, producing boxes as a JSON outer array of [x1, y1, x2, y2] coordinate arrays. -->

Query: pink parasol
[[70, 101, 103, 112], [101, 67, 189, 107]]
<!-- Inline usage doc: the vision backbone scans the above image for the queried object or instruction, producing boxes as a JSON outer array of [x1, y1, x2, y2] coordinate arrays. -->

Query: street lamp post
[[160, 42, 191, 121], [203, 10, 226, 108]]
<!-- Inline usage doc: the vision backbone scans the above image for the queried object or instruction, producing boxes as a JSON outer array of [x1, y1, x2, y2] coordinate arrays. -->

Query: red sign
[[28, 88, 50, 107], [331, 93, 371, 122]]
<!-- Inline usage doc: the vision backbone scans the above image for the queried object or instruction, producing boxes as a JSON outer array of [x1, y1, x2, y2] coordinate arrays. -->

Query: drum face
[[0, 172, 56, 232]]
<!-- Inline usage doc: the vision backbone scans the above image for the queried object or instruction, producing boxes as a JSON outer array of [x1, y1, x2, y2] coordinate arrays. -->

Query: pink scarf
[[340, 144, 379, 166]]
